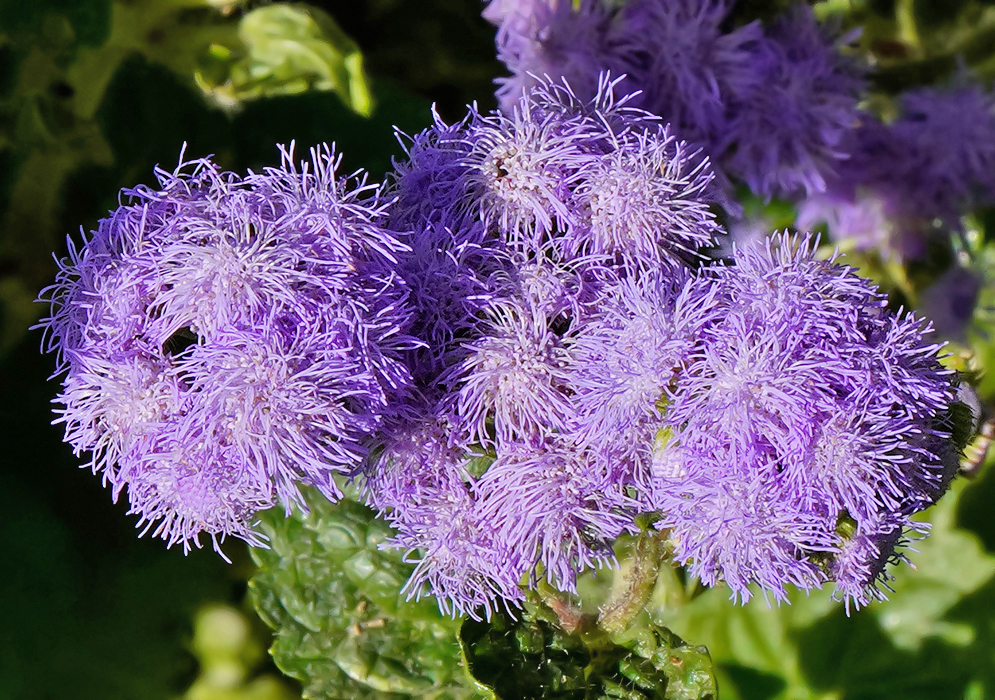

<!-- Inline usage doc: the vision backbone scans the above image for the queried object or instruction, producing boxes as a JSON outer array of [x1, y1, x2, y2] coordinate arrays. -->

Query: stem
[[598, 530, 665, 635], [896, 0, 922, 57]]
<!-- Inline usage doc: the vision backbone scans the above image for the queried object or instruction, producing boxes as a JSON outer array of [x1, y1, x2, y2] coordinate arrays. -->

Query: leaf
[[195, 4, 373, 116], [458, 601, 717, 700], [872, 478, 995, 651], [248, 489, 482, 700]]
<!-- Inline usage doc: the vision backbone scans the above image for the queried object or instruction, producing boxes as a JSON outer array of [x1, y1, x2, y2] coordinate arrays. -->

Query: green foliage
[[0, 333, 246, 700], [246, 493, 718, 700], [459, 601, 716, 700], [194, 4, 373, 116], [248, 490, 480, 700]]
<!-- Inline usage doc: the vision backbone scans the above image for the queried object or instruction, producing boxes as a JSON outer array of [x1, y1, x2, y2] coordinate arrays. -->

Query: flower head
[[446, 295, 576, 447], [40, 145, 412, 550], [565, 125, 720, 266], [650, 234, 956, 604], [719, 6, 864, 198], [494, 0, 619, 114], [610, 0, 763, 146]]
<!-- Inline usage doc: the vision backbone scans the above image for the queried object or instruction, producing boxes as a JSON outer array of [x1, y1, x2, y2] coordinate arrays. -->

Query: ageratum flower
[[493, 0, 620, 114], [39, 145, 412, 552], [445, 294, 576, 447], [473, 436, 633, 593], [610, 0, 762, 147], [394, 221, 505, 382], [886, 83, 995, 221], [650, 234, 957, 606], [565, 125, 720, 267], [569, 268, 718, 453], [368, 414, 526, 620], [799, 81, 995, 256], [719, 5, 864, 198], [460, 88, 597, 249]]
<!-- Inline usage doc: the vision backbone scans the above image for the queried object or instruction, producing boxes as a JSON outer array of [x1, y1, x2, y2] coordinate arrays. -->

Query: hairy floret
[[39, 145, 412, 552], [651, 234, 956, 605], [719, 6, 864, 198]]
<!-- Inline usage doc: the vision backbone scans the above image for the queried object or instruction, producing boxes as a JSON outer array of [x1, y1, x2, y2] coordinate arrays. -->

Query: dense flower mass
[[40, 145, 413, 552], [43, 67, 964, 620], [366, 75, 959, 615], [649, 235, 957, 605], [486, 0, 864, 203]]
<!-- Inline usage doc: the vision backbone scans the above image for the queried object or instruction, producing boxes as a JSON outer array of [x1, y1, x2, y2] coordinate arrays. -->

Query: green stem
[[598, 530, 665, 635]]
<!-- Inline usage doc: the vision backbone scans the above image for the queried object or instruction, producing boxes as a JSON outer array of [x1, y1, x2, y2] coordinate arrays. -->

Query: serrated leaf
[[248, 489, 481, 700], [458, 605, 716, 700]]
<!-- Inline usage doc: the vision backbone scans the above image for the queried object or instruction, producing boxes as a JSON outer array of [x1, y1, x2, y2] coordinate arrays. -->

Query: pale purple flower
[[368, 413, 527, 619], [459, 92, 597, 249], [568, 268, 718, 452], [565, 125, 720, 266], [886, 83, 995, 221], [446, 296, 576, 447], [649, 234, 956, 604], [473, 437, 632, 593], [802, 82, 995, 256], [609, 0, 762, 147], [494, 0, 620, 114], [40, 145, 412, 551], [719, 6, 864, 198]]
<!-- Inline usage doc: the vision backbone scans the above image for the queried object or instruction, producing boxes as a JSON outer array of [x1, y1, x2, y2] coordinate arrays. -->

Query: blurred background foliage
[[8, 0, 995, 698]]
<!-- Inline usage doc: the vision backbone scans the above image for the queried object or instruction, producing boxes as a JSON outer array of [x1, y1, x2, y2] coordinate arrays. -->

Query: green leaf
[[195, 4, 373, 116], [458, 602, 716, 700], [248, 489, 481, 700], [872, 479, 995, 651]]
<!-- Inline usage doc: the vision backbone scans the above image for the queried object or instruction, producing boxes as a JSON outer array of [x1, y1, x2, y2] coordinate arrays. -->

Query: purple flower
[[830, 517, 918, 611], [649, 234, 956, 604], [368, 414, 527, 619], [493, 0, 620, 115], [718, 6, 864, 198], [445, 295, 576, 447], [609, 0, 762, 147], [459, 91, 597, 249], [388, 111, 479, 232], [40, 145, 412, 551], [564, 125, 720, 267], [568, 268, 718, 452], [395, 221, 505, 382], [801, 81, 995, 256], [473, 437, 633, 593], [886, 83, 995, 220]]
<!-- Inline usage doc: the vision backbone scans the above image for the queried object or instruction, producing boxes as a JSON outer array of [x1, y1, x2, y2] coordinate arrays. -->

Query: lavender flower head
[[493, 0, 618, 115], [800, 81, 995, 256], [610, 0, 762, 147], [40, 145, 412, 552], [884, 83, 995, 221], [718, 6, 864, 198], [649, 234, 957, 606]]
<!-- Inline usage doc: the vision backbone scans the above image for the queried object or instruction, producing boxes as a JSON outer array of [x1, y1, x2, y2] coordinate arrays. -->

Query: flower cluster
[[40, 145, 412, 552], [43, 74, 960, 618], [366, 76, 957, 615], [485, 0, 865, 202], [650, 236, 957, 606], [798, 82, 995, 259]]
